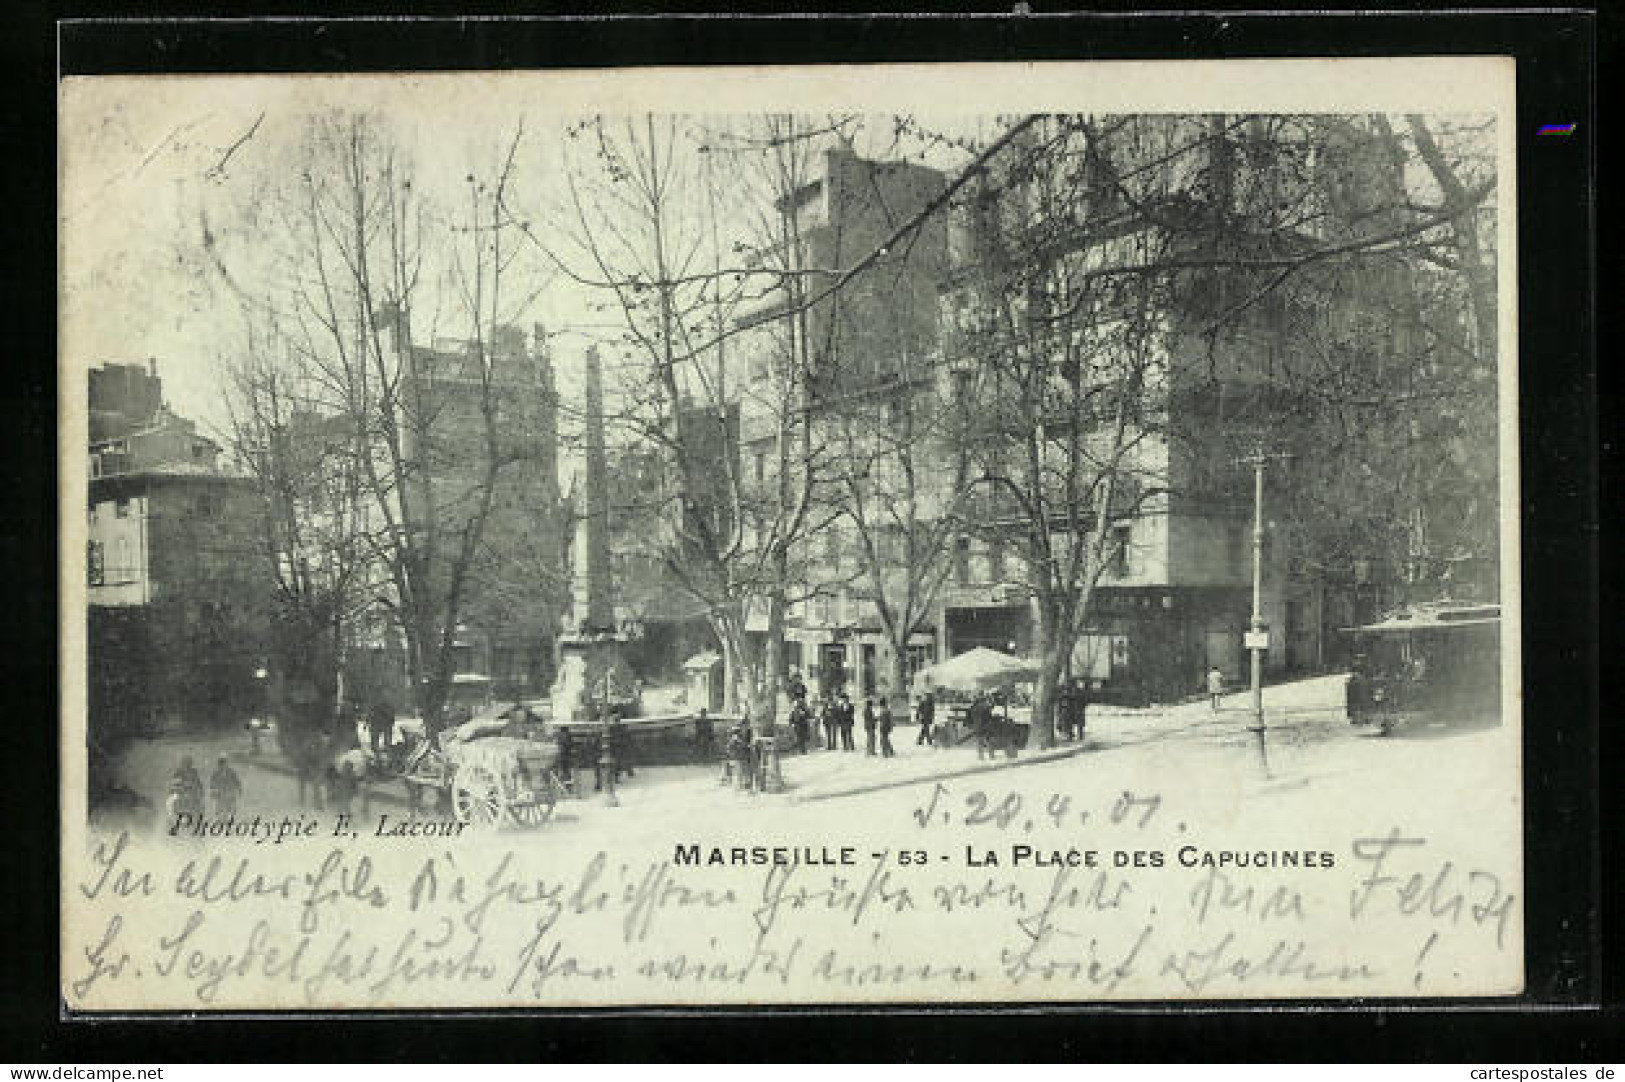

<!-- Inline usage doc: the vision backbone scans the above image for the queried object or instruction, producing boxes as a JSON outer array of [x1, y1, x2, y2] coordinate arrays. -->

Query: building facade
[[347, 323, 567, 709], [601, 119, 1480, 712], [87, 363, 270, 736], [731, 142, 955, 701]]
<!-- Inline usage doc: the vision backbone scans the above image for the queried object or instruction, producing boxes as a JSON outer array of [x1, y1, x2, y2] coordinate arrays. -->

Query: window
[[1110, 525, 1132, 577], [753, 449, 766, 486], [953, 537, 971, 585], [88, 541, 104, 586], [115, 498, 131, 519], [988, 538, 1007, 583]]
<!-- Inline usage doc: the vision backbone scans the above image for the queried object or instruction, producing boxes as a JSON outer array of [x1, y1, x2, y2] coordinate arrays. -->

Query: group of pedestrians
[[785, 679, 906, 760], [167, 754, 243, 819]]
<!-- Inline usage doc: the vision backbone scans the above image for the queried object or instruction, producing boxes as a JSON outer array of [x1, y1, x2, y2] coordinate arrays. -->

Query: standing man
[[838, 691, 856, 751], [168, 756, 204, 820], [209, 756, 243, 817], [969, 693, 994, 760], [878, 699, 896, 758], [789, 700, 810, 754], [1206, 665, 1225, 712], [694, 708, 715, 761], [915, 690, 936, 746], [821, 695, 838, 751], [368, 699, 396, 760], [862, 698, 878, 756], [727, 718, 755, 789], [556, 726, 577, 793]]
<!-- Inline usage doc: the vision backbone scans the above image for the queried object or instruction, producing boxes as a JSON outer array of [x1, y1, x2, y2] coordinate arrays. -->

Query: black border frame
[[11, 5, 1605, 1062]]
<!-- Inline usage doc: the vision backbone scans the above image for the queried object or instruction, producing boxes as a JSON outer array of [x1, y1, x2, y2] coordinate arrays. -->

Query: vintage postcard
[[60, 58, 1521, 1010]]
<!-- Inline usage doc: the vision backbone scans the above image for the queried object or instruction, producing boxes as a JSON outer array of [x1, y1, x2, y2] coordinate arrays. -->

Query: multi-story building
[[349, 323, 567, 708], [934, 115, 1434, 702], [728, 141, 953, 700], [611, 120, 1473, 709], [87, 362, 270, 735]]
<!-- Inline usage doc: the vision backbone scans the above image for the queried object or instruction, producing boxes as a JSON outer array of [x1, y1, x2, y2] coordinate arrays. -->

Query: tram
[[1345, 601, 1502, 735]]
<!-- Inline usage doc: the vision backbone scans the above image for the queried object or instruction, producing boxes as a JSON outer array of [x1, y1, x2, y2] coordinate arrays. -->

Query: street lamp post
[[1237, 448, 1291, 778], [596, 672, 619, 807], [1248, 454, 1269, 777]]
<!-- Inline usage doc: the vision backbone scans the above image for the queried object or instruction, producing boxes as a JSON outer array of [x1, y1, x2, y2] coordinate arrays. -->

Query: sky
[[59, 74, 979, 445], [60, 61, 1511, 449]]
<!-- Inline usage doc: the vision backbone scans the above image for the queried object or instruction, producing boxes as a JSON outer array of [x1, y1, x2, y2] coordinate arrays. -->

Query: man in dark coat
[[367, 700, 396, 757], [1057, 683, 1080, 741], [838, 692, 856, 751], [969, 693, 996, 759], [168, 756, 204, 820], [694, 708, 716, 760], [915, 691, 936, 746], [821, 696, 838, 750], [789, 701, 810, 754], [1072, 681, 1089, 740], [556, 727, 577, 792], [727, 719, 755, 788], [209, 756, 243, 816], [862, 698, 878, 756], [878, 699, 896, 758]]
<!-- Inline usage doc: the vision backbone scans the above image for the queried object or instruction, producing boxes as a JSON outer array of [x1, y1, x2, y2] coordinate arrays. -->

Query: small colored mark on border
[[1537, 123, 1577, 136]]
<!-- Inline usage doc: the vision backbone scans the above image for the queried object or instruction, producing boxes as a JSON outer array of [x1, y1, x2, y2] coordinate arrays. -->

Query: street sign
[[1244, 630, 1269, 651]]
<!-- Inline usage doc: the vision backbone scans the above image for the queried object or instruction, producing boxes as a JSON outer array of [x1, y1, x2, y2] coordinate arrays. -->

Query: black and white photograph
[[60, 58, 1521, 1009]]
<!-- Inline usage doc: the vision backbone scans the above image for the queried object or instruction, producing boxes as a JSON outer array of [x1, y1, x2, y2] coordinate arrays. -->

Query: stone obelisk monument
[[551, 347, 637, 723]]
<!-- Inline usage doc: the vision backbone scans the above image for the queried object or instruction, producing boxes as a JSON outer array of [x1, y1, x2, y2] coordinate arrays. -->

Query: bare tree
[[531, 115, 852, 727], [943, 111, 1501, 740], [206, 113, 548, 739], [831, 344, 971, 718], [220, 320, 378, 773]]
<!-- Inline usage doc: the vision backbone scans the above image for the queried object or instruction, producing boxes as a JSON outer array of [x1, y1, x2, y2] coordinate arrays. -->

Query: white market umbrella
[[914, 647, 1038, 693]]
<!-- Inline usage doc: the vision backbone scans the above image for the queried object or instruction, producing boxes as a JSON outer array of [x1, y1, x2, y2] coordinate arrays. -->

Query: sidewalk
[[782, 734, 1089, 804], [108, 674, 1355, 830]]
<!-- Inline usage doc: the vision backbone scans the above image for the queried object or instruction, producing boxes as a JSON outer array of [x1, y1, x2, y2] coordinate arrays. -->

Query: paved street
[[106, 672, 1503, 835]]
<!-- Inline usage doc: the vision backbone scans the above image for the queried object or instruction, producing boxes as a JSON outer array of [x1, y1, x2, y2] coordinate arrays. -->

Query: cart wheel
[[509, 789, 557, 828], [508, 772, 559, 827], [452, 764, 503, 829]]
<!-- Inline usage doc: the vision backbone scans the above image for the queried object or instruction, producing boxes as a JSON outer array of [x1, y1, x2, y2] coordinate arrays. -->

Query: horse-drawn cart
[[403, 730, 566, 829]]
